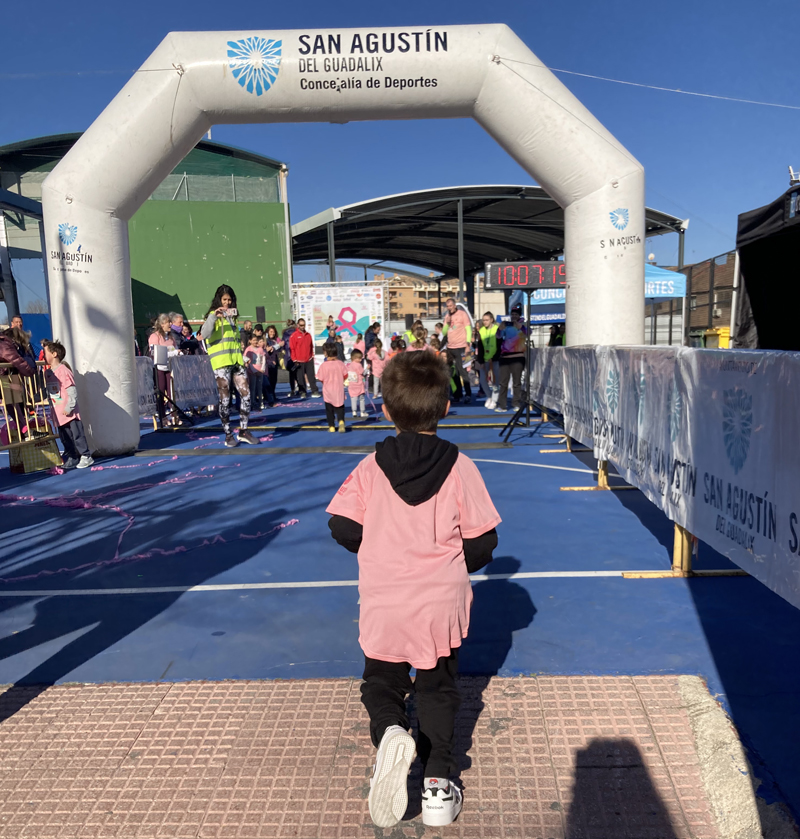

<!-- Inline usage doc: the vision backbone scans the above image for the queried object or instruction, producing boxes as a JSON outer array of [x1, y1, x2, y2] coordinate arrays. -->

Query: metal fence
[[0, 361, 59, 472], [647, 250, 737, 346]]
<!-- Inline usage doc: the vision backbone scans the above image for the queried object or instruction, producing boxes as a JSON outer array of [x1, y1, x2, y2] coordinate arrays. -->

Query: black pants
[[58, 418, 89, 460], [324, 402, 345, 426], [447, 348, 471, 400], [287, 360, 298, 394], [498, 357, 525, 410], [360, 650, 460, 778], [295, 360, 319, 395], [266, 366, 278, 403]]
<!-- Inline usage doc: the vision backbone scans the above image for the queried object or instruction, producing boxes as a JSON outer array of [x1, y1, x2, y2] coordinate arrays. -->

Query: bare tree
[[23, 299, 49, 314]]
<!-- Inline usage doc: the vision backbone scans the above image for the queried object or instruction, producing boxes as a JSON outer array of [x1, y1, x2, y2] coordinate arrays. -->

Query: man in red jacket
[[288, 318, 321, 398]]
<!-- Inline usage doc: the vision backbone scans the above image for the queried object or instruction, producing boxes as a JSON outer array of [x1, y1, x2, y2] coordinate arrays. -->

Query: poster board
[[292, 283, 388, 361]]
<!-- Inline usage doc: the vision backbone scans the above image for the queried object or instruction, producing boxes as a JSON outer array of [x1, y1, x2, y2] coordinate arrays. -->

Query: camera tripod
[[498, 289, 539, 444]]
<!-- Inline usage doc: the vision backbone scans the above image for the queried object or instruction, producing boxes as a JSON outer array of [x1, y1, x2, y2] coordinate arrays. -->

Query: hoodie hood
[[375, 433, 459, 506]]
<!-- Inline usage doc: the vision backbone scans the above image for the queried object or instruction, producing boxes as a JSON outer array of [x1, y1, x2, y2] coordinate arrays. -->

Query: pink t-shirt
[[326, 451, 502, 669], [244, 346, 265, 373], [445, 308, 471, 349], [368, 348, 388, 378], [353, 340, 366, 354], [406, 344, 425, 352], [346, 361, 365, 397], [316, 358, 347, 407], [45, 364, 79, 426]]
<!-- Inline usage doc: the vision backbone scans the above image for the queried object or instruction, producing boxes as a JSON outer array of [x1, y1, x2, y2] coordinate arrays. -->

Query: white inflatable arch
[[42, 24, 644, 454]]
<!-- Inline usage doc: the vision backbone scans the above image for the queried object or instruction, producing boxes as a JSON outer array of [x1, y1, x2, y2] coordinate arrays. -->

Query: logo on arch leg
[[609, 208, 629, 231], [58, 223, 77, 246], [227, 37, 282, 96]]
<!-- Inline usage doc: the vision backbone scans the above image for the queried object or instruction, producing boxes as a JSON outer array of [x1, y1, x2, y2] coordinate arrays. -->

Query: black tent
[[734, 185, 800, 350]]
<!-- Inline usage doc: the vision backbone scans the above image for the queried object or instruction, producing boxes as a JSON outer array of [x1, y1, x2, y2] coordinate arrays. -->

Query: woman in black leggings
[[495, 309, 529, 413]]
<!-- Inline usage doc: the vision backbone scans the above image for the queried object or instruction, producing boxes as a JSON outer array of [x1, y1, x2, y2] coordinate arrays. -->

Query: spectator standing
[[239, 320, 253, 348], [264, 326, 281, 407], [494, 307, 528, 414], [365, 322, 381, 354], [200, 284, 258, 447], [316, 344, 347, 432], [326, 351, 501, 830], [442, 298, 473, 403], [289, 318, 321, 398], [148, 314, 180, 427], [282, 319, 299, 397], [44, 340, 93, 469], [477, 312, 501, 408], [243, 334, 266, 411], [0, 326, 36, 440], [179, 324, 202, 355]]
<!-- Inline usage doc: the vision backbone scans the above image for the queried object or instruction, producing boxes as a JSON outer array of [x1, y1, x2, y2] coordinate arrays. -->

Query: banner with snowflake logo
[[530, 346, 800, 609]]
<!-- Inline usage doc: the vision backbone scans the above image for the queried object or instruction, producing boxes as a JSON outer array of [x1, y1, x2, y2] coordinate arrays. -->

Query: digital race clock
[[484, 261, 566, 289]]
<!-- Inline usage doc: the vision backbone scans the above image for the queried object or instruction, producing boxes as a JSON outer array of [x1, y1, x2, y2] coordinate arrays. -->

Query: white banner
[[531, 346, 800, 610], [170, 355, 218, 411], [135, 356, 158, 417], [292, 284, 387, 359]]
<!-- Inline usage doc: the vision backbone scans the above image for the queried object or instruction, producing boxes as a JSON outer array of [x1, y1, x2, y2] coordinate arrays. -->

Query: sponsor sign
[[531, 346, 800, 609]]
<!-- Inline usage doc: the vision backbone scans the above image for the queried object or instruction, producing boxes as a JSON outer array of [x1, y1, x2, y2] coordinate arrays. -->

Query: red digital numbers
[[489, 262, 566, 288]]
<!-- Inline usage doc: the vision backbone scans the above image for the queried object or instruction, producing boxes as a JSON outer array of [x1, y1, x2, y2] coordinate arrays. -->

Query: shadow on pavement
[[0, 465, 293, 722], [566, 738, 680, 838]]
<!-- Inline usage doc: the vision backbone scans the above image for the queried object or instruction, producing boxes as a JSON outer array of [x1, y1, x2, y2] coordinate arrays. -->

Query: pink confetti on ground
[[0, 463, 298, 584]]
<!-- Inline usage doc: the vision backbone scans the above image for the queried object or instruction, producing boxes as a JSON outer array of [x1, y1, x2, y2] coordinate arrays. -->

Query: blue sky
[[2, 0, 799, 307]]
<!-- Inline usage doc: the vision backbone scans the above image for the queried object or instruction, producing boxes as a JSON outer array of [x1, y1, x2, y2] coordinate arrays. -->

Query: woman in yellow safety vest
[[199, 284, 259, 449], [477, 312, 501, 409]]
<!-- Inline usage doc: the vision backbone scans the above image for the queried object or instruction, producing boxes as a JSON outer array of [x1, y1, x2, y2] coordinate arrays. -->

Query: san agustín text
[[704, 473, 777, 552]]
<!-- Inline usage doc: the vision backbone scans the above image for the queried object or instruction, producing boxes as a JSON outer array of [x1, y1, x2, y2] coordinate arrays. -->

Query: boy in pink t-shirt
[[316, 344, 348, 432], [44, 340, 93, 469], [346, 349, 367, 418], [327, 351, 500, 829]]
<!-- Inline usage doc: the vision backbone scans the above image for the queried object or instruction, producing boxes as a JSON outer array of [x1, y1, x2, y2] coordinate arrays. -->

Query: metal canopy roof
[[292, 185, 686, 278]]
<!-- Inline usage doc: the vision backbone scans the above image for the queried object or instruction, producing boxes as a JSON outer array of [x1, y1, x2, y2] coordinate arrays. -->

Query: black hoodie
[[328, 433, 497, 571]]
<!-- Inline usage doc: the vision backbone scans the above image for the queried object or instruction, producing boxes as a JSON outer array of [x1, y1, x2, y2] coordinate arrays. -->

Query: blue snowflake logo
[[669, 385, 682, 442], [606, 368, 620, 414], [58, 223, 77, 246], [610, 208, 629, 231], [227, 37, 281, 96], [722, 387, 753, 474]]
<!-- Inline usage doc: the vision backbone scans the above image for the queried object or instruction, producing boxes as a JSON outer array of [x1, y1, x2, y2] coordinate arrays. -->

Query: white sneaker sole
[[368, 729, 416, 828]]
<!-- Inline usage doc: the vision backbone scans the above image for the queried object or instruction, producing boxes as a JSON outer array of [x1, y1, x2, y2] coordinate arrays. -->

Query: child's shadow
[[405, 557, 537, 819]]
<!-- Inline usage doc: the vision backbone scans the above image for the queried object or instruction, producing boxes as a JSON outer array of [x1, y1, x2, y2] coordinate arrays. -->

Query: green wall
[[129, 200, 290, 331]]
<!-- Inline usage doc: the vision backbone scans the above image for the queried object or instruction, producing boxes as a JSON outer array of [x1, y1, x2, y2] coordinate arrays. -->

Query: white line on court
[[471, 457, 628, 478], [0, 570, 655, 597]]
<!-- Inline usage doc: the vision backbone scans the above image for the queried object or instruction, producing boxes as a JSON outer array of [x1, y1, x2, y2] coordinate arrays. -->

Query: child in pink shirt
[[327, 351, 500, 829], [347, 349, 367, 418], [44, 340, 93, 469], [316, 344, 348, 432], [367, 340, 387, 398]]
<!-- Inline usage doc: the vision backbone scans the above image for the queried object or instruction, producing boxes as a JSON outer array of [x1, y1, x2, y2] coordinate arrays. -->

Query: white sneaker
[[368, 725, 416, 828], [76, 455, 94, 469], [421, 777, 462, 827]]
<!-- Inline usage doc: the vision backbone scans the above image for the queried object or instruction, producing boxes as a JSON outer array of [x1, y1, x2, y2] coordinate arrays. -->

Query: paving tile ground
[[0, 676, 721, 839]]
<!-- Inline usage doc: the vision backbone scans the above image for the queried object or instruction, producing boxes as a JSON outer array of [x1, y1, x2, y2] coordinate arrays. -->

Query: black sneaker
[[224, 433, 238, 448], [238, 430, 259, 445], [63, 457, 79, 469]]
